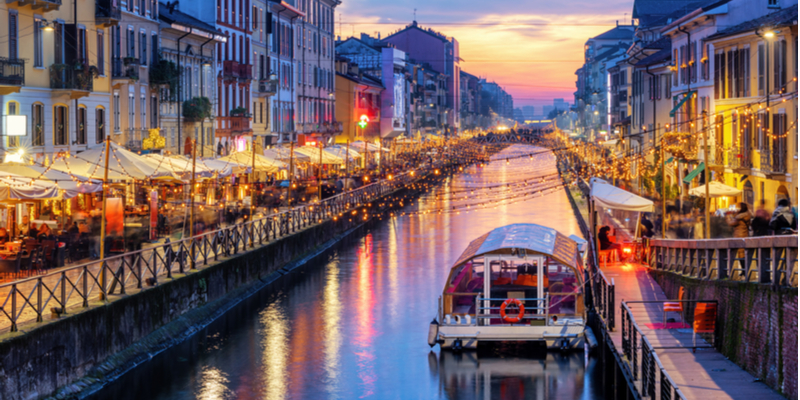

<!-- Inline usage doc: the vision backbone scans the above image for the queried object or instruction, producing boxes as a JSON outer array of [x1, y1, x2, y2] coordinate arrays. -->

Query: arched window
[[32, 103, 44, 147], [77, 106, 87, 145], [742, 180, 754, 211], [96, 107, 106, 143], [5, 101, 20, 148], [54, 105, 68, 146]]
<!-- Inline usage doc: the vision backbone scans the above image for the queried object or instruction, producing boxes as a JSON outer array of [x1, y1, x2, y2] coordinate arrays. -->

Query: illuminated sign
[[5, 115, 26, 136]]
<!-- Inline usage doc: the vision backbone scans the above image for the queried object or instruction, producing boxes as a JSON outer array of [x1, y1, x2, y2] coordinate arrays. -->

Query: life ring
[[500, 298, 525, 323]]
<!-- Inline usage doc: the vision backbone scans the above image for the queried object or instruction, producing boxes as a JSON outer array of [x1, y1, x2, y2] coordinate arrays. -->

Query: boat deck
[[601, 260, 784, 399]]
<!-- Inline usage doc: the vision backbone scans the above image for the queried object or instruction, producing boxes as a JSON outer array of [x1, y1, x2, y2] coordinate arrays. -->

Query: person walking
[[751, 200, 771, 236], [726, 202, 751, 238], [769, 199, 797, 234]]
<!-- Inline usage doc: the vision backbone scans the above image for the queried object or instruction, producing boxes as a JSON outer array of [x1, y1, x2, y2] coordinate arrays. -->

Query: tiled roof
[[635, 47, 671, 67], [592, 26, 635, 41], [158, 3, 218, 34], [637, 0, 712, 28], [705, 7, 798, 41], [383, 21, 448, 43]]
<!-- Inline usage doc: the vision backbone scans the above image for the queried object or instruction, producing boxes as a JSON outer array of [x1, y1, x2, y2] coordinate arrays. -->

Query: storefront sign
[[106, 198, 124, 237]]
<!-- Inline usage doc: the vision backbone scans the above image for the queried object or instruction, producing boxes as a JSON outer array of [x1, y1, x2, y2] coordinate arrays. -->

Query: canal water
[[89, 145, 605, 400]]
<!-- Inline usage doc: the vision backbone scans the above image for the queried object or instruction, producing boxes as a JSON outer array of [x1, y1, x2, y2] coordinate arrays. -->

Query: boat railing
[[476, 296, 550, 323]]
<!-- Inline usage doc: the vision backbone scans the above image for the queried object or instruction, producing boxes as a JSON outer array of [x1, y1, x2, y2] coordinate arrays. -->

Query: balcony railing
[[237, 64, 253, 80], [258, 79, 277, 95], [760, 141, 788, 175], [112, 58, 139, 80], [218, 116, 252, 133], [8, 0, 61, 11], [95, 0, 121, 24], [0, 57, 25, 86], [728, 145, 752, 170], [50, 63, 94, 92], [223, 60, 240, 79]]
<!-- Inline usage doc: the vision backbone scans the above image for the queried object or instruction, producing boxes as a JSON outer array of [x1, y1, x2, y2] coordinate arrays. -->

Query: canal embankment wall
[[0, 178, 433, 400], [653, 272, 798, 399]]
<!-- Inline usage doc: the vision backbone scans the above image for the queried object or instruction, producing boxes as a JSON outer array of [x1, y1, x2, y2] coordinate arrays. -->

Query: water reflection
[[259, 302, 289, 400], [430, 350, 592, 400], [90, 145, 599, 400]]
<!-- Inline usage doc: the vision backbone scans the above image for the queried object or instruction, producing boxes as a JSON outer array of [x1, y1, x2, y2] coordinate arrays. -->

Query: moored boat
[[429, 223, 586, 350]]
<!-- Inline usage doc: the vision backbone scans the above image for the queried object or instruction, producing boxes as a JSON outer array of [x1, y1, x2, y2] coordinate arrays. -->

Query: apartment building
[[0, 0, 113, 162]]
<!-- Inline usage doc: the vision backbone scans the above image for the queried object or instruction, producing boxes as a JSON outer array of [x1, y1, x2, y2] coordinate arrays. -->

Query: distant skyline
[[336, 0, 633, 107]]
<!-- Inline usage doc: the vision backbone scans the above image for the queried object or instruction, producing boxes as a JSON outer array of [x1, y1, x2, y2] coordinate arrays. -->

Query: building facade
[[334, 57, 383, 143]]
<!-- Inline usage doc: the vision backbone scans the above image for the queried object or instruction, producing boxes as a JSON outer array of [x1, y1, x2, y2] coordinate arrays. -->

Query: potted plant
[[183, 97, 212, 121]]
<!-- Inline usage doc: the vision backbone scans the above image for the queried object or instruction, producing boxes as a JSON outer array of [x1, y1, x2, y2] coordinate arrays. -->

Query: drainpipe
[[677, 26, 691, 209], [199, 37, 215, 157], [275, 9, 283, 143], [291, 15, 298, 144], [177, 30, 192, 154], [644, 65, 657, 149]]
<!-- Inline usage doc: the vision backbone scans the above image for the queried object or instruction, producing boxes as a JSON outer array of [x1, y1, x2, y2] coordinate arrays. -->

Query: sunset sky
[[336, 0, 634, 108]]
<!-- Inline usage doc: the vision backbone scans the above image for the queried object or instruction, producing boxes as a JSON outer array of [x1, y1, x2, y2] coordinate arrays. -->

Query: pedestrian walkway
[[601, 260, 785, 399]]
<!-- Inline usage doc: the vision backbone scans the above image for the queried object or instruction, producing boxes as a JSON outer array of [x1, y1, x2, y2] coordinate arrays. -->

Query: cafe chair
[[19, 250, 31, 271]]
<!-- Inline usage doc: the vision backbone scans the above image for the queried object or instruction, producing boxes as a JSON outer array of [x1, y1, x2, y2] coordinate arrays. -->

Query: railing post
[[61, 271, 67, 315], [10, 284, 17, 332], [82, 265, 89, 307]]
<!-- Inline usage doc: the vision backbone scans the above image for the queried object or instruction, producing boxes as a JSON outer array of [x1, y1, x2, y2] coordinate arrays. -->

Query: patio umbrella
[[144, 154, 215, 180], [218, 151, 286, 173], [688, 181, 742, 198], [197, 158, 250, 177], [293, 146, 344, 165], [50, 142, 180, 181], [0, 172, 60, 201], [350, 141, 389, 152], [264, 146, 311, 163], [325, 145, 361, 163], [0, 163, 102, 198]]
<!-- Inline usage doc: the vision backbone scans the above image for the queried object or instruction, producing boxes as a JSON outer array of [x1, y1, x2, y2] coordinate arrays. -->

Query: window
[[77, 107, 87, 145], [8, 11, 18, 59], [773, 39, 787, 93], [96, 108, 106, 143], [97, 30, 105, 75], [151, 34, 159, 64], [140, 94, 146, 131], [78, 27, 87, 62], [54, 105, 68, 146], [113, 92, 121, 131], [758, 43, 765, 95], [768, 0, 779, 8], [32, 104, 44, 147], [714, 51, 725, 99], [54, 22, 64, 64], [34, 17, 43, 67], [253, 5, 258, 30], [701, 44, 709, 80], [690, 41, 697, 83], [150, 95, 158, 128], [6, 102, 18, 148], [140, 31, 147, 65], [128, 93, 135, 130], [127, 27, 136, 58]]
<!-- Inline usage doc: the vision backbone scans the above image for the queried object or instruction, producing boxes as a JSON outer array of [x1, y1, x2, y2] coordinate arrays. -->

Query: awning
[[50, 142, 181, 181], [0, 164, 102, 198], [669, 91, 696, 117], [293, 146, 344, 164], [689, 181, 742, 197], [590, 177, 655, 212], [218, 151, 286, 173], [682, 162, 704, 184]]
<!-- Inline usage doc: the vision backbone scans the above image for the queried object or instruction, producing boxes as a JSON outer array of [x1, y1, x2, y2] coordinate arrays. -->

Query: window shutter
[[8, 13, 18, 59]]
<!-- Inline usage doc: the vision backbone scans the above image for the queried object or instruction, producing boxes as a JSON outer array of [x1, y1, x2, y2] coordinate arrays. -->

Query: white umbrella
[[689, 181, 742, 198], [218, 151, 286, 173], [50, 142, 180, 181], [351, 141, 389, 152], [293, 146, 344, 165], [0, 163, 102, 198], [264, 147, 311, 163], [323, 145, 361, 162], [0, 172, 61, 201], [198, 158, 250, 177], [144, 154, 215, 179]]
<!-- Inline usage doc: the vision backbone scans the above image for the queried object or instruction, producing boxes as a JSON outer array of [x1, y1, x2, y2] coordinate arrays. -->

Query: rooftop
[[706, 7, 798, 41], [158, 2, 219, 35]]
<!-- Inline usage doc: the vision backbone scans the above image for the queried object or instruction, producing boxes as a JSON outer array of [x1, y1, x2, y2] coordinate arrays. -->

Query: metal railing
[[0, 57, 25, 86], [50, 64, 94, 92], [728, 145, 753, 170], [593, 267, 615, 330], [648, 236, 798, 287], [759, 141, 788, 174], [112, 58, 139, 80], [0, 171, 418, 332], [476, 296, 549, 323], [619, 300, 724, 400]]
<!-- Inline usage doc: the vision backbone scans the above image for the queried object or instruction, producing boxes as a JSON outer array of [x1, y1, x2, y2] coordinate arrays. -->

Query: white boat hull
[[438, 324, 585, 350]]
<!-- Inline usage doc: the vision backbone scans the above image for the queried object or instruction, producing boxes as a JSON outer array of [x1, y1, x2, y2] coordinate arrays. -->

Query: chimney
[[616, 20, 619, 27]]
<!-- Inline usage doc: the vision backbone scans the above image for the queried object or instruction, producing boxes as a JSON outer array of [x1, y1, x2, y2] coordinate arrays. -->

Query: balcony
[[222, 60, 240, 80], [6, 0, 61, 11], [216, 116, 252, 135], [257, 79, 277, 96], [95, 0, 121, 26], [322, 121, 343, 134], [0, 57, 24, 94], [50, 63, 94, 99], [728, 145, 753, 171], [760, 142, 788, 179], [112, 58, 139, 84], [237, 64, 253, 81]]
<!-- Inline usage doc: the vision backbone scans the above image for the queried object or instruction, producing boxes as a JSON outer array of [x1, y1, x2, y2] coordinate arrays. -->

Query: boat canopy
[[451, 223, 581, 269], [589, 177, 654, 212]]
